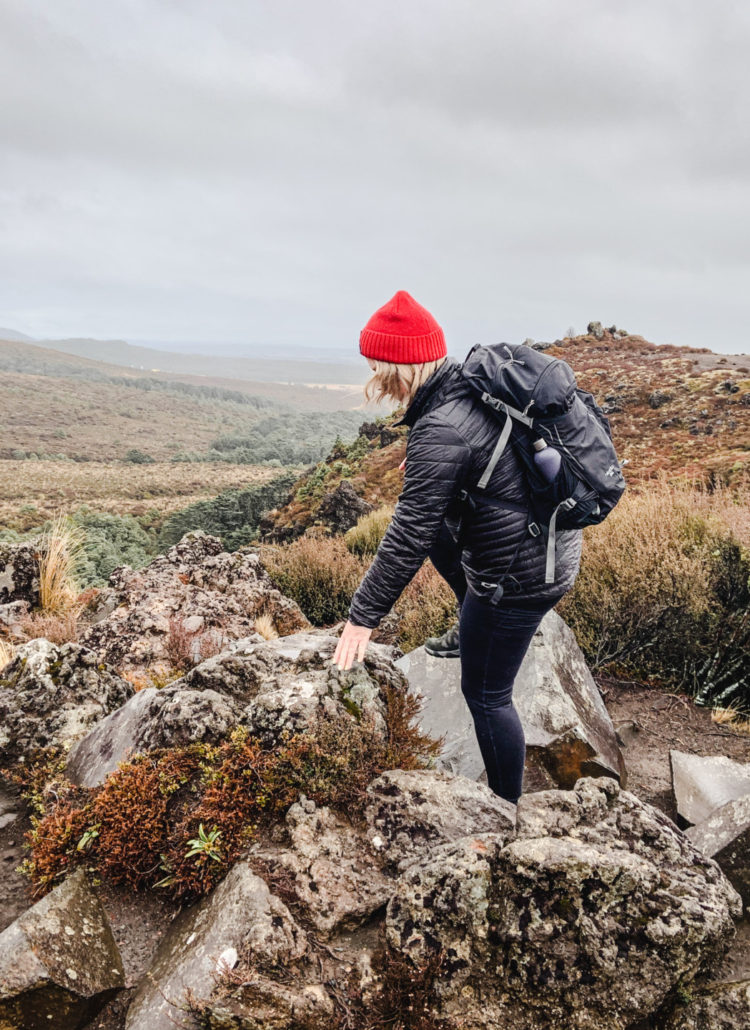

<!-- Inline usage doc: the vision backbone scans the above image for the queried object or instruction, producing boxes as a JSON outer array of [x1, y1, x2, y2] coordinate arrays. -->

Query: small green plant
[[76, 826, 100, 852], [185, 823, 223, 864]]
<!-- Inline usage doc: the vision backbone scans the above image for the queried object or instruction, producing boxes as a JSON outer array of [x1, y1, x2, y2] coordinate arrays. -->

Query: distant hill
[[0, 336, 387, 465], [0, 328, 35, 343], [0, 329, 371, 386]]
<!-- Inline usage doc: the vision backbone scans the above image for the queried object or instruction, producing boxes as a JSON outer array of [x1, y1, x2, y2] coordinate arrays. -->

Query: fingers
[[332, 623, 369, 671]]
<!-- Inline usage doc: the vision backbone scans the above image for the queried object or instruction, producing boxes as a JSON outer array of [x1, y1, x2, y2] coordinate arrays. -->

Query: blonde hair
[[363, 356, 447, 408]]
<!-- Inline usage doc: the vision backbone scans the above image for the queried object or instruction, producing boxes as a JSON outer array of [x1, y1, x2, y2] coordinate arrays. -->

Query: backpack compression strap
[[476, 393, 535, 490]]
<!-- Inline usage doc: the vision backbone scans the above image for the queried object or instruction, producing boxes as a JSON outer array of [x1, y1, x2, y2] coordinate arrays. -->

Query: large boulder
[[671, 750, 750, 825], [0, 541, 40, 606], [686, 795, 750, 906], [65, 684, 237, 787], [79, 531, 309, 678], [0, 868, 124, 1029], [316, 480, 373, 534], [249, 796, 392, 936], [67, 630, 404, 787], [365, 768, 516, 872], [396, 609, 625, 792], [126, 861, 312, 1030], [385, 777, 742, 1030], [663, 978, 750, 1029], [0, 638, 133, 765]]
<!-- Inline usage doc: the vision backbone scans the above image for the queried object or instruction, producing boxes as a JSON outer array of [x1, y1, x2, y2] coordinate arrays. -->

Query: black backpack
[[456, 341, 626, 587]]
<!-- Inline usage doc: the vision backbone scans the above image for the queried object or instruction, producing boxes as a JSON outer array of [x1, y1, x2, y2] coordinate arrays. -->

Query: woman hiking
[[332, 290, 582, 805]]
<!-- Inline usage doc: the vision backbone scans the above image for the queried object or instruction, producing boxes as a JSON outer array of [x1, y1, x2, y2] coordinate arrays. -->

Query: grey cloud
[[0, 0, 748, 352]]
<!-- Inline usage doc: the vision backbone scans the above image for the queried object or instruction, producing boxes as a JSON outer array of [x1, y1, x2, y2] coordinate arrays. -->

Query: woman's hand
[[332, 621, 373, 670]]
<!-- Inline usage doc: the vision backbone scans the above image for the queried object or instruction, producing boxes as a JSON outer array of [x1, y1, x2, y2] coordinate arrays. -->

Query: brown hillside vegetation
[[260, 328, 750, 542], [0, 460, 285, 532], [551, 328, 750, 484]]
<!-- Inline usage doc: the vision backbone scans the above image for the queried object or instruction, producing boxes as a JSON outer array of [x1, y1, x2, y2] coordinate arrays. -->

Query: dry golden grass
[[0, 638, 16, 669], [344, 505, 395, 556], [35, 514, 87, 614], [253, 612, 279, 639], [711, 706, 750, 735]]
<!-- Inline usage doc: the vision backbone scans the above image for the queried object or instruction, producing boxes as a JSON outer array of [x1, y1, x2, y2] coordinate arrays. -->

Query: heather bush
[[558, 480, 750, 711], [259, 534, 368, 624], [344, 505, 394, 557], [22, 682, 440, 900]]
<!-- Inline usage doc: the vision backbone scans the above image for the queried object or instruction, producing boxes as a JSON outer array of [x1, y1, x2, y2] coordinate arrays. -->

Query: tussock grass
[[711, 705, 750, 735], [0, 638, 16, 669], [35, 514, 87, 614], [253, 612, 278, 640], [559, 479, 750, 711], [344, 505, 394, 557], [259, 535, 368, 625]]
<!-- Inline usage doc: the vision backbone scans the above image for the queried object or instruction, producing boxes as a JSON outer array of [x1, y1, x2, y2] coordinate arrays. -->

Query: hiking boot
[[424, 622, 460, 658]]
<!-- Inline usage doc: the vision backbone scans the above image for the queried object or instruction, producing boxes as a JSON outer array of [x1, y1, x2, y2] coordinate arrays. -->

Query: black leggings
[[428, 522, 556, 804]]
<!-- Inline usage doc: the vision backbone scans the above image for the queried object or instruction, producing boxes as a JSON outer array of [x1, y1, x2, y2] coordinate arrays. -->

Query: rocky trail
[[1, 532, 749, 1029]]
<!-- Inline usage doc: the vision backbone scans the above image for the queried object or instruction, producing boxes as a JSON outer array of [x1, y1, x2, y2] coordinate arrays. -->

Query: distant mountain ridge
[[0, 329, 369, 385]]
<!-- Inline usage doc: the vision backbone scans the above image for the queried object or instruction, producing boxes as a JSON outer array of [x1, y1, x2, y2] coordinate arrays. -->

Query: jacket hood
[[393, 356, 463, 428]]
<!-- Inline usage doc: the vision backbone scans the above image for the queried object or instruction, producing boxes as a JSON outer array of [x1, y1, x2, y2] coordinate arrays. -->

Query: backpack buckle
[[528, 521, 541, 537]]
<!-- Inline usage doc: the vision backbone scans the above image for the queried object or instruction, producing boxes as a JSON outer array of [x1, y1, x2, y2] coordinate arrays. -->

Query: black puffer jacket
[[347, 356, 582, 629]]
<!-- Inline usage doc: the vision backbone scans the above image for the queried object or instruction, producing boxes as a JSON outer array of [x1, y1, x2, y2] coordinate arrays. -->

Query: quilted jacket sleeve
[[347, 416, 473, 629]]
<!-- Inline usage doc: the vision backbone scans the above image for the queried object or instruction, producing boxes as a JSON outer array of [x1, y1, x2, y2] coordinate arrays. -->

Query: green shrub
[[124, 448, 155, 464], [70, 506, 156, 585], [158, 471, 298, 551]]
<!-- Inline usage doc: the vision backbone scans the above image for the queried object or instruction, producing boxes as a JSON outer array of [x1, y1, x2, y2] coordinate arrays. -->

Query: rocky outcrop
[[663, 978, 750, 1029], [397, 609, 625, 791], [316, 479, 373, 534], [0, 868, 124, 1029], [0, 638, 133, 765], [67, 630, 403, 786], [65, 683, 238, 787], [0, 599, 31, 636], [671, 750, 750, 825], [385, 776, 742, 1030], [126, 861, 310, 1030], [250, 797, 392, 936], [687, 796, 750, 906], [79, 531, 310, 677], [0, 541, 40, 606], [365, 768, 516, 872]]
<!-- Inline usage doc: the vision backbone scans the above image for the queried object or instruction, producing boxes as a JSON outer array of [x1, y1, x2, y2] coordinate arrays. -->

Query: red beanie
[[359, 290, 447, 364]]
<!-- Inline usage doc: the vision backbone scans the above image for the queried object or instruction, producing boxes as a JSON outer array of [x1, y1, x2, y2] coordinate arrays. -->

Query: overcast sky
[[1, 0, 748, 356]]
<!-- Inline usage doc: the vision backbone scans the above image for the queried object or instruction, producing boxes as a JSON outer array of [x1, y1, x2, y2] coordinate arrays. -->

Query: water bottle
[[533, 438, 561, 482]]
